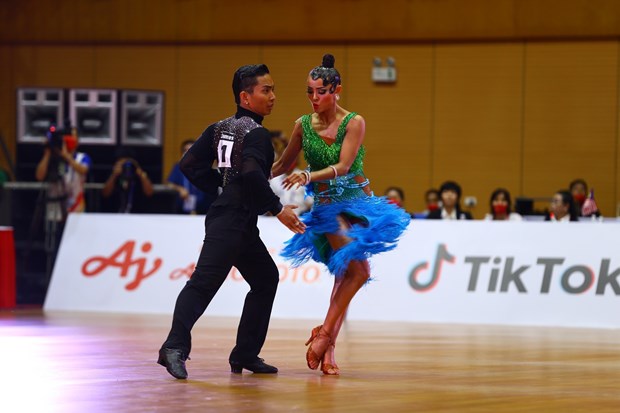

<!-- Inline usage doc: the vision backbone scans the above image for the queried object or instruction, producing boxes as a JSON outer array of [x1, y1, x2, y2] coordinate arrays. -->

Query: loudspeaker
[[120, 90, 164, 146], [17, 88, 65, 143], [69, 89, 117, 145]]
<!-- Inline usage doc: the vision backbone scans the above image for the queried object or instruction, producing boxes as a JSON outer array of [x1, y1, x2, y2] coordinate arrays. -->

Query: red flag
[[581, 189, 599, 217]]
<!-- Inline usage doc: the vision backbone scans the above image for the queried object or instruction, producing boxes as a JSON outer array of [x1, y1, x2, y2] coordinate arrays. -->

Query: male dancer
[[158, 64, 305, 379]]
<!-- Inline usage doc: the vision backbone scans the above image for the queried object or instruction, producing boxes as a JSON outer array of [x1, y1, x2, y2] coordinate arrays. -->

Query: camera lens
[[122, 161, 136, 177]]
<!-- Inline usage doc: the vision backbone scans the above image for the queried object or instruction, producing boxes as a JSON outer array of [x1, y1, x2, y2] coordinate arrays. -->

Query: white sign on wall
[[44, 214, 620, 328]]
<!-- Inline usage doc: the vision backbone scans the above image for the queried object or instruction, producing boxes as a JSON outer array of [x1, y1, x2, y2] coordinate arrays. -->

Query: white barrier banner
[[44, 214, 620, 328], [44, 213, 333, 319]]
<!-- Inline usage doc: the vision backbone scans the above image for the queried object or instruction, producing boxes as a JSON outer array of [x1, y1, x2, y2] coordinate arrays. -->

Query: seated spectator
[[420, 188, 441, 217], [484, 188, 522, 221], [101, 149, 153, 213], [269, 131, 313, 215], [427, 181, 472, 220], [167, 139, 217, 215], [384, 186, 414, 217], [569, 178, 600, 218], [546, 190, 578, 222]]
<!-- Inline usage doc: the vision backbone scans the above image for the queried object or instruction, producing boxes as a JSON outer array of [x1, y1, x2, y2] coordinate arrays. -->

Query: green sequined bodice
[[301, 112, 365, 173]]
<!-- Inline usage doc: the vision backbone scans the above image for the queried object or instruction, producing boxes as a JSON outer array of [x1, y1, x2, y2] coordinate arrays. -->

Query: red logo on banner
[[82, 240, 163, 290], [170, 263, 195, 280]]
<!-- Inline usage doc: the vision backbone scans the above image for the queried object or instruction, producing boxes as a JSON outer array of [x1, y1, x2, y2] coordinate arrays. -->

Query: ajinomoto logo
[[410, 244, 620, 296], [81, 242, 323, 290], [82, 240, 163, 290]]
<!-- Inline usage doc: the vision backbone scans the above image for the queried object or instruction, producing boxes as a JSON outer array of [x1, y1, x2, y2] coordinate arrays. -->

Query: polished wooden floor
[[1, 309, 619, 413]]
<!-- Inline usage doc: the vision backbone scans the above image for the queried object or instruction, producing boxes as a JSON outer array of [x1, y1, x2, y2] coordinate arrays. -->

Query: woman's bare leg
[[307, 215, 370, 370], [322, 277, 346, 373]]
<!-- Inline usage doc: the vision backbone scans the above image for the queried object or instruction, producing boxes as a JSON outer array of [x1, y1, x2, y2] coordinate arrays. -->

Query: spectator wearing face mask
[[427, 181, 472, 220], [384, 186, 414, 217], [422, 188, 440, 217], [35, 123, 91, 218], [569, 179, 600, 218], [483, 188, 522, 221]]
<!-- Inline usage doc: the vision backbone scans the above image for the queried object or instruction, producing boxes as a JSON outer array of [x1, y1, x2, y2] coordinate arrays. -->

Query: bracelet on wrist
[[329, 165, 338, 178]]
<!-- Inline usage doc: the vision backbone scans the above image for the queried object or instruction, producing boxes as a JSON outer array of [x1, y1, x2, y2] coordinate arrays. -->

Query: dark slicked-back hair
[[232, 64, 270, 104], [310, 54, 341, 93]]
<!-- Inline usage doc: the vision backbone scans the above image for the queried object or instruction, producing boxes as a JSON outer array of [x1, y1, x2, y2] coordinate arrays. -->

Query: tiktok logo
[[409, 244, 456, 292], [408, 243, 620, 296], [82, 240, 163, 290]]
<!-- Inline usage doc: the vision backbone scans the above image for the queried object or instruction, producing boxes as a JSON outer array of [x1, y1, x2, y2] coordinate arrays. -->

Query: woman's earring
[[336, 94, 340, 101]]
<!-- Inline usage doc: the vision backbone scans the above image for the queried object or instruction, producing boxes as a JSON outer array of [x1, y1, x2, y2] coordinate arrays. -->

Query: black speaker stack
[[15, 87, 165, 183]]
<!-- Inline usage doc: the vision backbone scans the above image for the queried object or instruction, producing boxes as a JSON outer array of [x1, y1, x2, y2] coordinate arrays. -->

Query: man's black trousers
[[162, 205, 279, 363]]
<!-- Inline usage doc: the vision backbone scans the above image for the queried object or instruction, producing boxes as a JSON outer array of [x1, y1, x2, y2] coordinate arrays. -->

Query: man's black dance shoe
[[229, 358, 278, 374], [157, 348, 189, 379]]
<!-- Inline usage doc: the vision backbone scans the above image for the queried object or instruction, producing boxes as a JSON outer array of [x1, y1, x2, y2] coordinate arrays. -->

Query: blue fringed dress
[[280, 112, 411, 277]]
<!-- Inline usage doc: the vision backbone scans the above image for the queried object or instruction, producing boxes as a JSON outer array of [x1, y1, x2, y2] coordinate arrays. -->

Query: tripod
[[28, 153, 68, 284]]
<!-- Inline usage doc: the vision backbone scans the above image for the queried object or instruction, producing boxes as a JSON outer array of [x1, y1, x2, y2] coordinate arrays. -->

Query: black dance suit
[[161, 106, 283, 364]]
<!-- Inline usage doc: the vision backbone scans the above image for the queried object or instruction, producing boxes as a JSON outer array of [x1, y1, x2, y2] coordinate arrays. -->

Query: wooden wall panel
[[94, 46, 177, 179], [174, 1, 216, 42], [30, 47, 96, 87], [93, 47, 176, 90], [346, 46, 434, 213], [108, 1, 178, 42], [404, 0, 517, 40], [11, 47, 39, 87], [4, 0, 620, 43], [522, 42, 618, 215], [175, 46, 261, 153], [433, 44, 524, 218], [515, 0, 620, 38]]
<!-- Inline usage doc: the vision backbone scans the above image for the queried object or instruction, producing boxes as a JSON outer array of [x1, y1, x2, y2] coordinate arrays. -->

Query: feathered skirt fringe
[[280, 196, 411, 277]]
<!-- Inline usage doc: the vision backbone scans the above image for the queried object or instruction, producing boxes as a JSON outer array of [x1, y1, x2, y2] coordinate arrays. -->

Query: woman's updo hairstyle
[[310, 54, 341, 93]]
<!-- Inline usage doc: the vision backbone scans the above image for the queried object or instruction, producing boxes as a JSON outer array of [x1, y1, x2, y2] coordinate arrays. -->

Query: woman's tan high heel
[[321, 344, 340, 376], [305, 325, 322, 346], [305, 327, 331, 370]]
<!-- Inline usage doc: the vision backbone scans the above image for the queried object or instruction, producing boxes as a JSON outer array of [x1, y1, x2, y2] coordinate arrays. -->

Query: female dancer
[[271, 54, 411, 375]]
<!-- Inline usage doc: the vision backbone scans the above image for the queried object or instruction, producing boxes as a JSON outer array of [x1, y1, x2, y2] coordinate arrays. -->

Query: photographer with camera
[[35, 125, 92, 217], [101, 149, 153, 213], [31, 124, 91, 281]]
